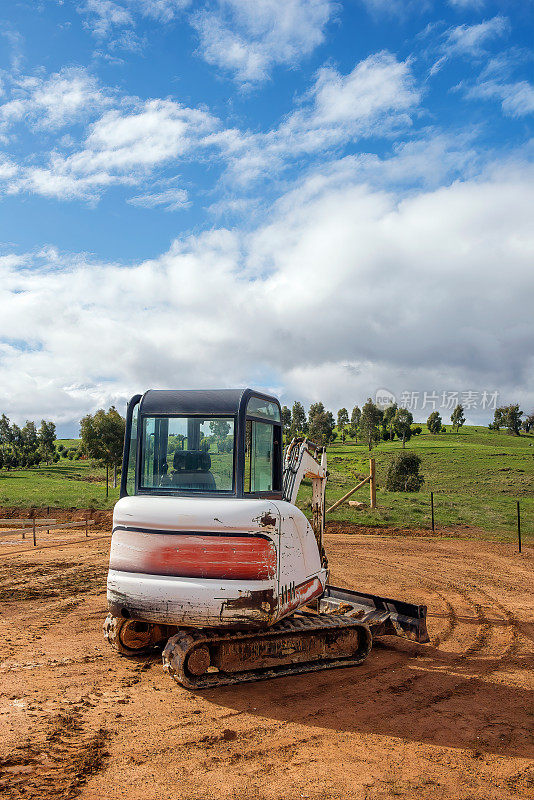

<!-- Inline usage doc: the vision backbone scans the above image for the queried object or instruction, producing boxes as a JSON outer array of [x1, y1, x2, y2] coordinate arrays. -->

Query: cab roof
[[139, 388, 278, 417]]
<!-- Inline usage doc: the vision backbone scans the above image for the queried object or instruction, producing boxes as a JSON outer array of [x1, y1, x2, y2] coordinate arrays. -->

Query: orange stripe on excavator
[[110, 529, 277, 581]]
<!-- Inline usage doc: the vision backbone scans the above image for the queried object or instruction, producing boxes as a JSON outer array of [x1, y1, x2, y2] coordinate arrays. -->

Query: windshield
[[140, 416, 235, 493]]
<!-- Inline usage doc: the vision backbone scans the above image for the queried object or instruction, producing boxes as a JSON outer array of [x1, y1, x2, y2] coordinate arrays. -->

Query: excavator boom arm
[[283, 438, 327, 554]]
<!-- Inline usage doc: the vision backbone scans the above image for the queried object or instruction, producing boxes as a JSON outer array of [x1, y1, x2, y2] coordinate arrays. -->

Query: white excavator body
[[104, 387, 429, 687], [108, 494, 327, 628]]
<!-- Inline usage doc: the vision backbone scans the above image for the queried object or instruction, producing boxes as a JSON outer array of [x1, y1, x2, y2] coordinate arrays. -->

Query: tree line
[[282, 398, 533, 449], [0, 415, 58, 469], [281, 399, 459, 450]]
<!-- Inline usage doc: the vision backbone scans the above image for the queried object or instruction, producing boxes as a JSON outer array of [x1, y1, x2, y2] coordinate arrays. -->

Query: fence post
[[517, 501, 521, 553], [370, 459, 376, 509], [431, 492, 435, 532], [32, 517, 36, 547]]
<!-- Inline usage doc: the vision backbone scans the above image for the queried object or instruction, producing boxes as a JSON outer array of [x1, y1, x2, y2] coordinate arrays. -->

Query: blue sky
[[0, 0, 533, 434]]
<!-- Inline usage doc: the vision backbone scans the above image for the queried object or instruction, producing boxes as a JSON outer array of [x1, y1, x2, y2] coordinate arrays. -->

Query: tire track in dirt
[[0, 710, 109, 800], [279, 552, 518, 729]]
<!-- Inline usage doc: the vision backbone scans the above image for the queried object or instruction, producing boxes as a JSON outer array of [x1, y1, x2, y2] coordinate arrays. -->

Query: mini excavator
[[104, 388, 429, 688]]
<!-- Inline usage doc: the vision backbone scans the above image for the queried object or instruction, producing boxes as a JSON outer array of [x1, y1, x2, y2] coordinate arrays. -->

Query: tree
[[504, 405, 523, 435], [289, 401, 307, 438], [209, 419, 231, 452], [0, 413, 10, 457], [38, 420, 57, 464], [427, 411, 443, 434], [360, 399, 382, 451], [350, 406, 361, 443], [281, 405, 291, 437], [308, 403, 335, 445], [337, 408, 349, 442], [385, 453, 424, 492], [21, 421, 40, 466], [490, 405, 523, 435], [393, 408, 413, 448], [522, 412, 534, 433], [450, 404, 465, 433], [488, 407, 505, 431], [80, 406, 125, 495], [382, 403, 397, 441]]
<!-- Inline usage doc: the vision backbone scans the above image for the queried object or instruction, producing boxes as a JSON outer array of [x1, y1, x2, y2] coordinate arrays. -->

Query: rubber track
[[162, 612, 372, 688]]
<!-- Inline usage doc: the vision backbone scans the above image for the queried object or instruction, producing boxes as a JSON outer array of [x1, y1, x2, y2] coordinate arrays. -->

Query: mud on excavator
[[104, 388, 429, 688]]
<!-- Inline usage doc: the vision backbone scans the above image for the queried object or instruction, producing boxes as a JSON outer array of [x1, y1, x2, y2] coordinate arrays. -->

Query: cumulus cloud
[[216, 52, 421, 184], [6, 98, 218, 201], [1, 52, 419, 201], [192, 0, 336, 85], [1, 153, 532, 426], [0, 67, 112, 133]]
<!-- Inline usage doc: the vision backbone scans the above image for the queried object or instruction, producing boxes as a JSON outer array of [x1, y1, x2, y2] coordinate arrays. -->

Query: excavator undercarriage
[[104, 584, 429, 688]]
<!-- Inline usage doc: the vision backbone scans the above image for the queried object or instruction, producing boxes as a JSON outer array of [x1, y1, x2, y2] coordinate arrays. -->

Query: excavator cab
[[120, 388, 283, 499]]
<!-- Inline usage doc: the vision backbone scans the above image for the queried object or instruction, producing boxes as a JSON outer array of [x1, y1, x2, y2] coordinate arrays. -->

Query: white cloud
[[192, 0, 336, 85], [217, 52, 421, 184], [82, 0, 189, 38], [5, 98, 218, 200], [468, 79, 534, 117], [0, 155, 18, 180], [1, 153, 533, 426], [0, 67, 112, 133], [448, 0, 485, 9], [128, 186, 190, 210], [444, 15, 509, 57], [357, 0, 426, 19], [2, 53, 419, 201], [460, 51, 534, 118]]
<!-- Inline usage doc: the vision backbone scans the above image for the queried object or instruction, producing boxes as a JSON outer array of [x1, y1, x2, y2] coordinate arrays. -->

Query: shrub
[[411, 426, 422, 436], [385, 453, 425, 492]]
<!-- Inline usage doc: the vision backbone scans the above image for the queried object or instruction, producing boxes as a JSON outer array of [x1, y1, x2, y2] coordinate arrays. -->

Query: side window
[[244, 420, 274, 493], [126, 402, 139, 495], [142, 417, 155, 488]]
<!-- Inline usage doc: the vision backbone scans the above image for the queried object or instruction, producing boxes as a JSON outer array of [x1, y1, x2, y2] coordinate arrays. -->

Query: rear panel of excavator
[[104, 387, 429, 687]]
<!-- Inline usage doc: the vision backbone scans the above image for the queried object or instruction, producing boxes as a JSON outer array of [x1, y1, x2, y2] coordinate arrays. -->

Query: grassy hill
[[0, 427, 532, 541], [296, 425, 533, 540]]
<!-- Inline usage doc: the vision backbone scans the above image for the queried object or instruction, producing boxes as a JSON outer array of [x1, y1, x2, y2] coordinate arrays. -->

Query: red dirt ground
[[0, 521, 532, 800]]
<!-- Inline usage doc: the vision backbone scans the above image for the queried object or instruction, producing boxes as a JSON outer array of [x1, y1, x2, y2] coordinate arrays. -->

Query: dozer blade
[[162, 612, 372, 689], [319, 584, 430, 644]]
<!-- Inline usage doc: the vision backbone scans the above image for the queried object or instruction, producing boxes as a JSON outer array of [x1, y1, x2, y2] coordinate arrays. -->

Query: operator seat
[[171, 450, 216, 490]]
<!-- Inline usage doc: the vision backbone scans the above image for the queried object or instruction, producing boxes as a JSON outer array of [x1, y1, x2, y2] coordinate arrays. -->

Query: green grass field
[[296, 426, 534, 541], [0, 428, 532, 541], [0, 439, 120, 509]]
